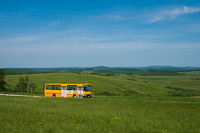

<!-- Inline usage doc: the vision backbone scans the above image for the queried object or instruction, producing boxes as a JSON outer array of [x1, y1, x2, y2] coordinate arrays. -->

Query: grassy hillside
[[5, 73, 171, 96], [181, 71, 200, 76], [135, 75, 200, 97], [136, 75, 200, 90], [4, 72, 200, 97]]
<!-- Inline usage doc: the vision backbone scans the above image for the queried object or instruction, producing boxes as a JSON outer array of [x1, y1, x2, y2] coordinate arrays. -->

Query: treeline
[[88, 69, 183, 76], [4, 67, 200, 76], [5, 68, 182, 76], [0, 69, 37, 93], [0, 69, 7, 91], [5, 69, 49, 75]]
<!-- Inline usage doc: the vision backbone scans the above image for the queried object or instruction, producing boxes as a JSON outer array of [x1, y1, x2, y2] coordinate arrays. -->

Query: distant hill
[[3, 66, 200, 75], [143, 66, 199, 71], [89, 66, 111, 70]]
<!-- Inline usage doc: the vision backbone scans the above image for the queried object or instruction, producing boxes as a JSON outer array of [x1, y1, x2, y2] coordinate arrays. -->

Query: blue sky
[[0, 0, 200, 68]]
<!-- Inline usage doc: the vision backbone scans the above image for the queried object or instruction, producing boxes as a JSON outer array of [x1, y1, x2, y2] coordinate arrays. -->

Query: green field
[[1, 71, 200, 132], [5, 73, 178, 96], [4, 72, 200, 97], [0, 96, 200, 132], [181, 71, 200, 76]]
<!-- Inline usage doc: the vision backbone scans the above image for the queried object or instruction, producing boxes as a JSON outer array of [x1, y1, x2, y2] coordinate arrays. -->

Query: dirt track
[[0, 94, 41, 97]]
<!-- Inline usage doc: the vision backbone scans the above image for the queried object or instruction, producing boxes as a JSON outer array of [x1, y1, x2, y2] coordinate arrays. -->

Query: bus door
[[77, 86, 83, 98], [61, 86, 67, 97]]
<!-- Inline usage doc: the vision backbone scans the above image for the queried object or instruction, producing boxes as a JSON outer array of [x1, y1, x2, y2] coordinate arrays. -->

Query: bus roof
[[45, 83, 90, 85]]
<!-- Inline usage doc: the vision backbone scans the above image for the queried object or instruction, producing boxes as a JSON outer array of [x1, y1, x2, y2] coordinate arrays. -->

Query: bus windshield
[[83, 85, 91, 91]]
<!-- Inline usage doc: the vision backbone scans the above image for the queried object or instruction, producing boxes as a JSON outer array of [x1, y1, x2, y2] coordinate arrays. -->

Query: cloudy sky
[[0, 0, 200, 68]]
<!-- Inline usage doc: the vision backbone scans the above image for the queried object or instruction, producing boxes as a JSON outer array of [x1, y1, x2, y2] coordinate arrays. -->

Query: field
[[1, 69, 200, 132], [1, 96, 200, 132], [5, 73, 172, 96], [4, 71, 200, 97]]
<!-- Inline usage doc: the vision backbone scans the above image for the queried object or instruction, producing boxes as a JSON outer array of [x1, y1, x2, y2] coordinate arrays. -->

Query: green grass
[[180, 71, 200, 76], [0, 96, 200, 132], [1, 72, 200, 132], [136, 75, 200, 91], [4, 72, 200, 97], [5, 73, 171, 96]]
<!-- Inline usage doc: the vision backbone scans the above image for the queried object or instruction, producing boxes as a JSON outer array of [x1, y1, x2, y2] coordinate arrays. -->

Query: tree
[[15, 76, 36, 93], [0, 69, 7, 91]]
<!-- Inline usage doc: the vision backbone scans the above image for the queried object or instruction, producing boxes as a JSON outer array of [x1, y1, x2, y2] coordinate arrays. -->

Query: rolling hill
[[5, 73, 171, 96]]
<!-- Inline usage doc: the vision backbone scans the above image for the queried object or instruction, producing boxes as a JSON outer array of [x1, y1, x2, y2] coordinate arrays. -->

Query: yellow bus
[[44, 83, 92, 98]]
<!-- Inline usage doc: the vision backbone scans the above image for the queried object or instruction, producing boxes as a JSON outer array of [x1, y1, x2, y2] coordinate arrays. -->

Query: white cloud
[[95, 6, 200, 23], [96, 10, 138, 21], [0, 36, 39, 45], [149, 6, 200, 22], [1, 33, 199, 54], [0, 41, 158, 54], [113, 15, 125, 20], [182, 6, 200, 13], [1, 24, 199, 55], [51, 20, 63, 26]]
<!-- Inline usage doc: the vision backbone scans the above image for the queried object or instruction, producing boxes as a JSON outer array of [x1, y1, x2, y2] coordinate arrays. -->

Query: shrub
[[15, 76, 36, 93], [95, 91, 115, 96], [0, 69, 7, 91], [166, 86, 200, 97]]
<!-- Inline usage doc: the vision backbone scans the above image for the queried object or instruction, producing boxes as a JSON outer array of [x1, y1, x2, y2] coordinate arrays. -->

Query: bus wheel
[[73, 95, 76, 98], [87, 95, 91, 98], [53, 94, 56, 98]]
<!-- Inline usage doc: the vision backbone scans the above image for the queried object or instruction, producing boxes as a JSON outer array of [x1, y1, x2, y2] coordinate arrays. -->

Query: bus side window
[[67, 85, 70, 90], [55, 85, 61, 90], [67, 85, 77, 90], [46, 85, 52, 90]]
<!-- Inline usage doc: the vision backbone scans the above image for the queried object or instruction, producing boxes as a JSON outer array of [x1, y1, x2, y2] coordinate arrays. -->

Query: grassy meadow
[[5, 73, 172, 96], [1, 69, 200, 132], [4, 71, 200, 97], [0, 96, 200, 132]]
